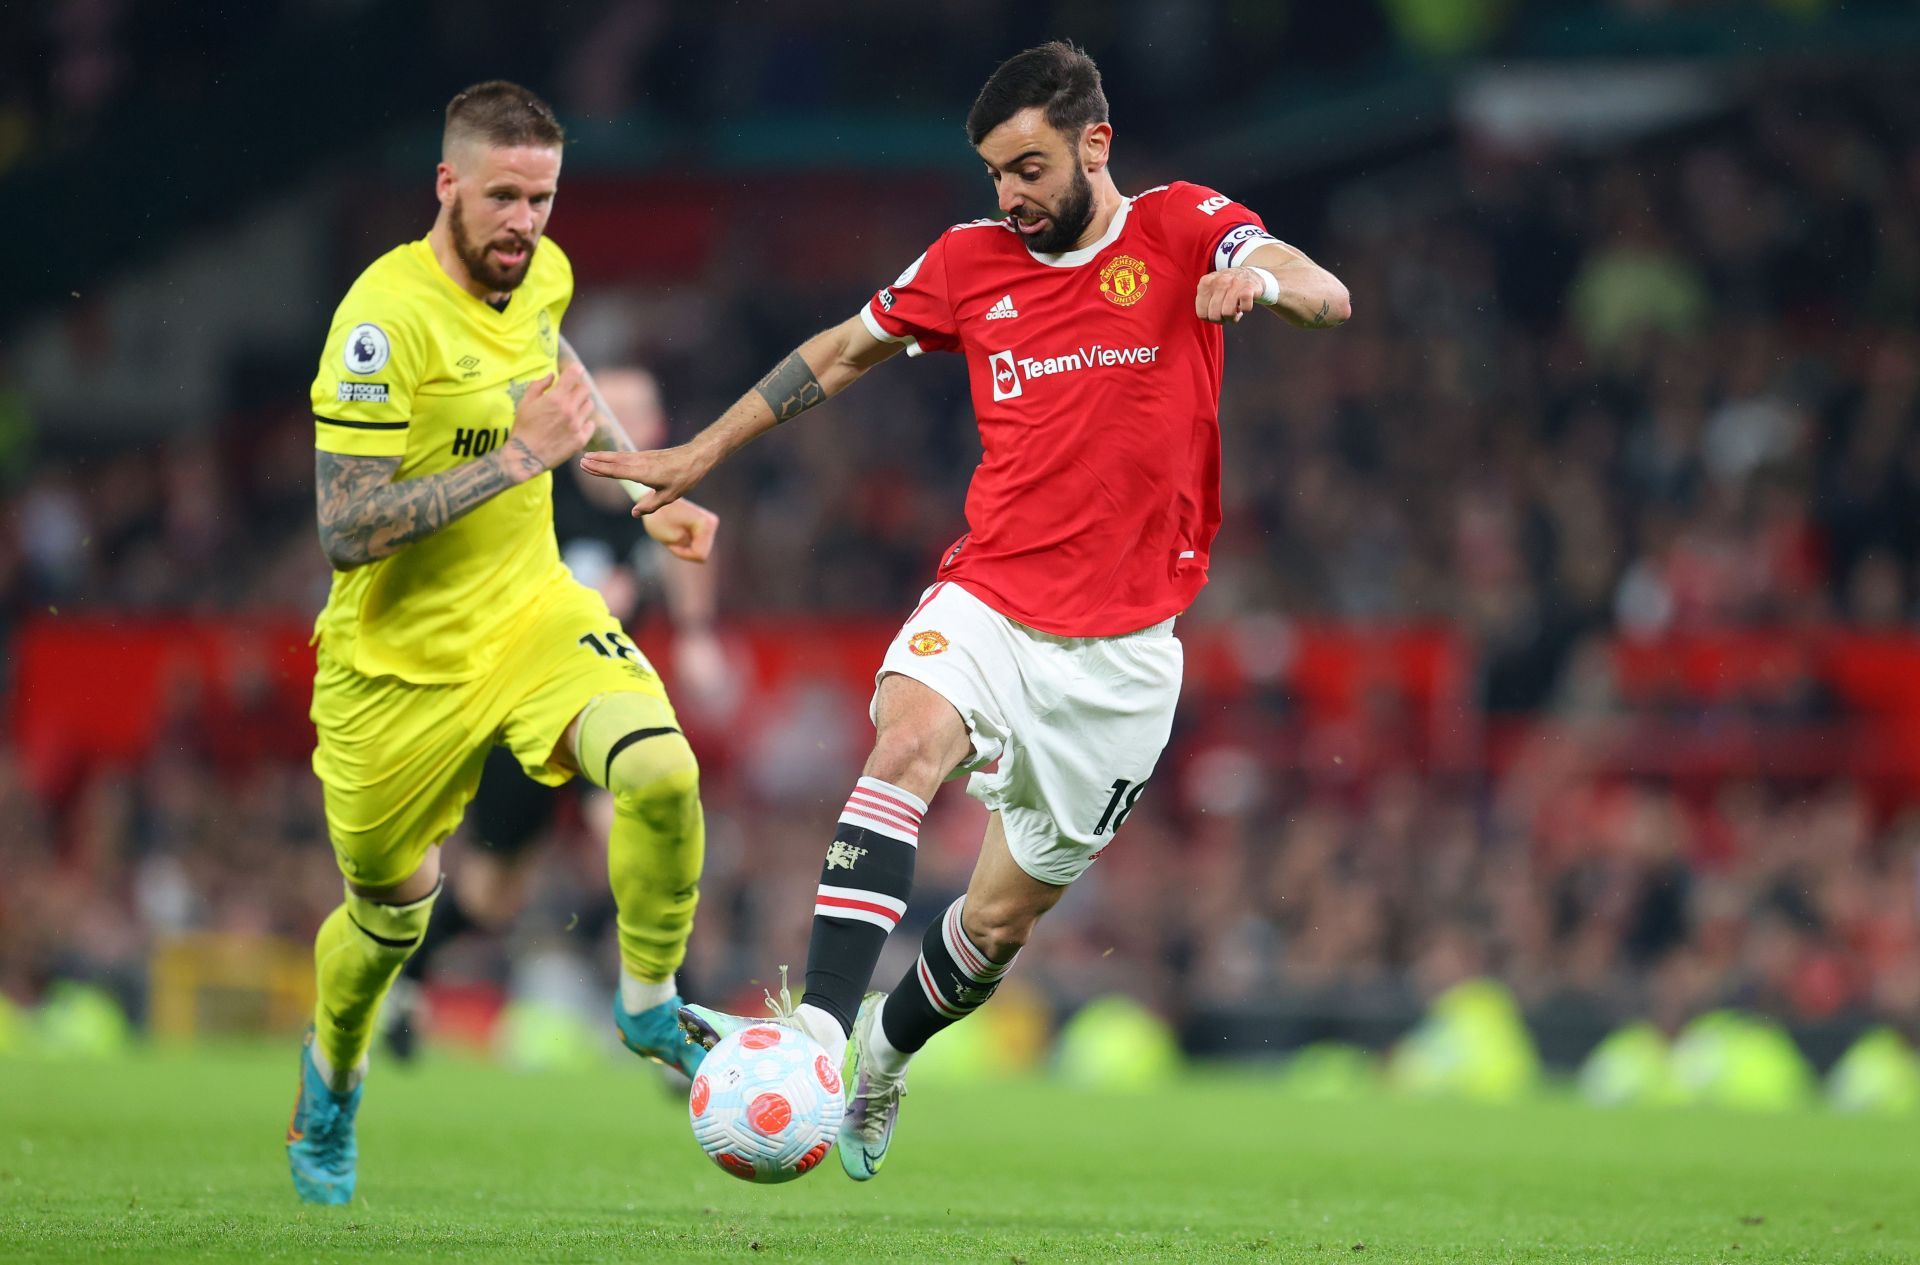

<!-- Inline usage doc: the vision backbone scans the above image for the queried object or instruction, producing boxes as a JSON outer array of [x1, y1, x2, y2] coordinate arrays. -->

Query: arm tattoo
[[1307, 299, 1332, 328], [314, 442, 542, 569], [753, 351, 826, 423]]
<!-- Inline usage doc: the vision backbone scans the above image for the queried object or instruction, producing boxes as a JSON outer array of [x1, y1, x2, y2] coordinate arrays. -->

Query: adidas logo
[[984, 294, 1019, 320]]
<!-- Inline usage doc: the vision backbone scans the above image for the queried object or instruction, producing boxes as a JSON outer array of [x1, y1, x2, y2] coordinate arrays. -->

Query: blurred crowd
[[6, 675, 1919, 1054], [3, 1, 1873, 184], [4, 48, 1920, 1057], [1195, 71, 1920, 712], [0, 0, 1377, 184]]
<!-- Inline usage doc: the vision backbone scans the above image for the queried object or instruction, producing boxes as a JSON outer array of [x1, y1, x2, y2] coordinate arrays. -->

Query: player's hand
[[578, 443, 711, 515], [640, 496, 719, 563], [509, 363, 596, 471], [1194, 268, 1266, 324]]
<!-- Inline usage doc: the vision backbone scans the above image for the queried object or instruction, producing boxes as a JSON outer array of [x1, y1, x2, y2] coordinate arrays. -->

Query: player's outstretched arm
[[579, 313, 900, 516], [314, 364, 595, 570], [1194, 240, 1351, 330]]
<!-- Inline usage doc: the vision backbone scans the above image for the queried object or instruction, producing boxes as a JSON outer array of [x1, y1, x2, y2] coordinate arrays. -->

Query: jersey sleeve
[[1158, 181, 1281, 275], [858, 231, 962, 357], [310, 294, 423, 457]]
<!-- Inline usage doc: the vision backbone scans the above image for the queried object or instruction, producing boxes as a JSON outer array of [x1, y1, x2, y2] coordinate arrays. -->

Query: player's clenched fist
[[509, 362, 597, 470], [1194, 267, 1267, 325], [641, 497, 719, 562], [578, 442, 712, 516]]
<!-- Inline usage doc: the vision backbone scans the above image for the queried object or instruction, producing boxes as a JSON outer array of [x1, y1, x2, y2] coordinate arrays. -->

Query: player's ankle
[[865, 1010, 912, 1080], [618, 970, 676, 1014], [311, 1044, 367, 1094], [794, 1003, 848, 1063], [867, 1021, 910, 1082]]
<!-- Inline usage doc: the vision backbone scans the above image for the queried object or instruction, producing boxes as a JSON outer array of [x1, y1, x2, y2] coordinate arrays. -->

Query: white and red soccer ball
[[688, 1023, 845, 1183]]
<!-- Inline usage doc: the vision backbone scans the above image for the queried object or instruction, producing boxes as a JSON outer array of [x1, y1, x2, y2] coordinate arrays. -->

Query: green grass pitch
[[1, 1043, 1914, 1263]]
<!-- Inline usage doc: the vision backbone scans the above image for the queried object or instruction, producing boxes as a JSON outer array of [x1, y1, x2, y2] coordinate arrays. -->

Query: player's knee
[[961, 898, 1038, 963], [342, 878, 441, 958], [865, 723, 955, 793], [624, 769, 700, 836], [606, 730, 701, 834]]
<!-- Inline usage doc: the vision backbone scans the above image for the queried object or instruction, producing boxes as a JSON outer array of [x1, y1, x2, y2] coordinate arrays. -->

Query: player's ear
[[1080, 122, 1112, 175], [435, 160, 457, 207]]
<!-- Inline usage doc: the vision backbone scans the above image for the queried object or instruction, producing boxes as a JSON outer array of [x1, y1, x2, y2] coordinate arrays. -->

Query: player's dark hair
[[443, 80, 565, 155], [965, 41, 1108, 148]]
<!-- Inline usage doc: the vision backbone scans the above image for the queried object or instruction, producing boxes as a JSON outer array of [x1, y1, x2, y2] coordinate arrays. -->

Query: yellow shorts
[[310, 578, 675, 887]]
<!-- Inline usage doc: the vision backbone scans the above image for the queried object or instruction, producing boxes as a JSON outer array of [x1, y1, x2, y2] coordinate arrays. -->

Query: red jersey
[[862, 181, 1275, 636]]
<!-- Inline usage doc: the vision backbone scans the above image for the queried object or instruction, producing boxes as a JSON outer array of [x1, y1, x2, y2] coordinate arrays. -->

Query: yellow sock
[[576, 692, 705, 985], [311, 879, 439, 1087]]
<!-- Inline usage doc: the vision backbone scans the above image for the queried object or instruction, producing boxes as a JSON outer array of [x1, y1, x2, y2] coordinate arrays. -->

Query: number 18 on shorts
[[871, 582, 1183, 885]]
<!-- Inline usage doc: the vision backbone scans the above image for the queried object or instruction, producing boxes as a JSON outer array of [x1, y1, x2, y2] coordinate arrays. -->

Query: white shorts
[[871, 581, 1183, 885]]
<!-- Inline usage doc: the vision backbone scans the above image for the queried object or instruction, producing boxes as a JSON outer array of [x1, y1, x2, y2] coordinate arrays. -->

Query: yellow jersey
[[309, 236, 574, 683]]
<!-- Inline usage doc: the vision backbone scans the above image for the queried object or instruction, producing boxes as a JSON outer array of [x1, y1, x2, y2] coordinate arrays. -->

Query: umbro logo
[[984, 294, 1019, 321]]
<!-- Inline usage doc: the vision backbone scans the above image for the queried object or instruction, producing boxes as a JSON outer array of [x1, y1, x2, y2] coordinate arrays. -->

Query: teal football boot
[[676, 966, 803, 1053], [286, 1028, 361, 1206], [614, 992, 707, 1077]]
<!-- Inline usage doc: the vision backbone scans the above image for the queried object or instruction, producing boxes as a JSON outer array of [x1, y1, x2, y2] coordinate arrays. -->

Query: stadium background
[[3, 0, 1919, 1107]]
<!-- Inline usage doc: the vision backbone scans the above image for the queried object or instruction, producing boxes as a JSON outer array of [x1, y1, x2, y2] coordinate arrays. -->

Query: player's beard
[[1023, 164, 1096, 254], [449, 194, 535, 293]]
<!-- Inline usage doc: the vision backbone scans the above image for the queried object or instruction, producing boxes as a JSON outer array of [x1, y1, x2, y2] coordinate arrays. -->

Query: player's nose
[[998, 186, 1028, 217]]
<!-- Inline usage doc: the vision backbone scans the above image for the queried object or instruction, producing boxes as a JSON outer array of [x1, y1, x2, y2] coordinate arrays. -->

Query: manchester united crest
[[907, 629, 949, 657], [1099, 254, 1150, 307]]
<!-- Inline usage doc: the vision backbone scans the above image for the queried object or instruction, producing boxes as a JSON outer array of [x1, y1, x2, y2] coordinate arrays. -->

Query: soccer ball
[[689, 1023, 845, 1183]]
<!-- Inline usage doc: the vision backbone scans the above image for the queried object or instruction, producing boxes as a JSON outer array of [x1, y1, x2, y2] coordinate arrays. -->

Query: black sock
[[800, 777, 925, 1034], [399, 884, 476, 983], [879, 896, 1014, 1054]]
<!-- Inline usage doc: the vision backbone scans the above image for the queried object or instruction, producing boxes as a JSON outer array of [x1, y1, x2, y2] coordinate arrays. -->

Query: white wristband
[[618, 478, 653, 503], [1245, 265, 1281, 306]]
